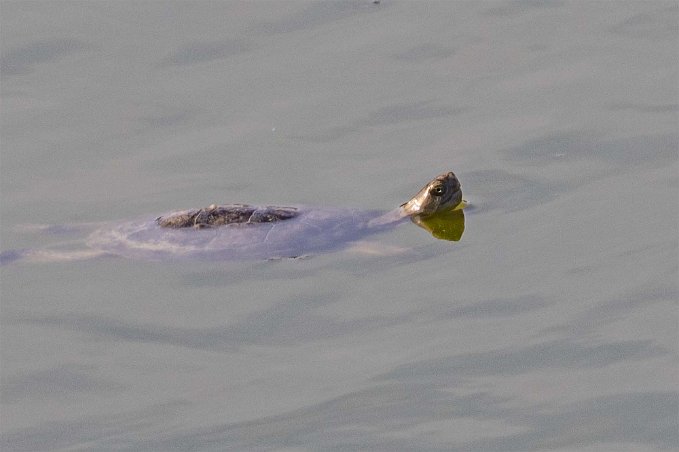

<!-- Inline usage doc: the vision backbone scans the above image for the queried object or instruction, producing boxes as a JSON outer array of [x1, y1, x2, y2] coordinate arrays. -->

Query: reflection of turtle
[[1, 172, 466, 264]]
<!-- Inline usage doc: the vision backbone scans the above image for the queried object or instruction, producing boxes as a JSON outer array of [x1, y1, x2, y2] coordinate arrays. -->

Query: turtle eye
[[430, 185, 445, 196]]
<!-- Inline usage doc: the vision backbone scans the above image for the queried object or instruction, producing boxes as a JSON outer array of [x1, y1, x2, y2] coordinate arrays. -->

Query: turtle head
[[400, 171, 463, 217]]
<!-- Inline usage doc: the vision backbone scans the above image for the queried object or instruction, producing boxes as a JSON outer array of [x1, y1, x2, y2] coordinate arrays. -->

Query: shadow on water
[[0, 38, 90, 76], [252, 1, 380, 35], [375, 339, 669, 384], [463, 169, 565, 214], [288, 100, 468, 143], [177, 390, 676, 451], [158, 40, 251, 67], [502, 132, 678, 168], [1, 364, 124, 405], [6, 289, 410, 353], [6, 386, 672, 451]]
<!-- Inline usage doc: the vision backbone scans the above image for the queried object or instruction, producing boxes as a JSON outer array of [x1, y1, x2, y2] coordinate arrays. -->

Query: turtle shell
[[156, 204, 299, 228]]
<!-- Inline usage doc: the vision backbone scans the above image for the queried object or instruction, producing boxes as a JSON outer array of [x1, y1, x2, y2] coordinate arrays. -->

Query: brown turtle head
[[400, 171, 463, 217]]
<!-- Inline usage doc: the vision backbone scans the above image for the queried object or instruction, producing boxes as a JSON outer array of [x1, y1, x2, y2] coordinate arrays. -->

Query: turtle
[[0, 172, 466, 265]]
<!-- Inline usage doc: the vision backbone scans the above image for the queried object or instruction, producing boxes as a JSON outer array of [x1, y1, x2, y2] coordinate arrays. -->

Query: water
[[1, 2, 677, 451]]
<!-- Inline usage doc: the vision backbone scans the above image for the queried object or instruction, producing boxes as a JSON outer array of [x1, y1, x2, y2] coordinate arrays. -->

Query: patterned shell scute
[[156, 204, 299, 228]]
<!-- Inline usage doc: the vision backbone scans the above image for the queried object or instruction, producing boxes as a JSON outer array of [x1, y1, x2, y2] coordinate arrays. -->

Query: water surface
[[1, 2, 677, 451]]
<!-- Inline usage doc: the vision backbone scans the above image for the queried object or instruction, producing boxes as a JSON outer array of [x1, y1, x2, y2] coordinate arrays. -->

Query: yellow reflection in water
[[411, 201, 467, 242]]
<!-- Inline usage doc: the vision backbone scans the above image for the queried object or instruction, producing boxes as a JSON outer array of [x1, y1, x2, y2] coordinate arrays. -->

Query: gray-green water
[[1, 2, 677, 451]]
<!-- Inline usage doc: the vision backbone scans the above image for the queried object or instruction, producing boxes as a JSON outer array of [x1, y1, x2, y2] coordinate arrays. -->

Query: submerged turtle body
[[2, 172, 465, 264], [89, 205, 381, 261]]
